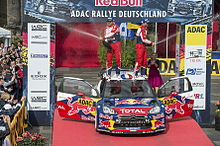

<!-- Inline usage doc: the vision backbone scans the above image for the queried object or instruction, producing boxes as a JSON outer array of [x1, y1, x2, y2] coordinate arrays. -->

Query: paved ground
[[28, 67, 220, 146]]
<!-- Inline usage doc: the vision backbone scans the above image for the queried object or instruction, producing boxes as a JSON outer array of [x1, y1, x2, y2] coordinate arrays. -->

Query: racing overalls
[[103, 24, 121, 76], [134, 25, 153, 76]]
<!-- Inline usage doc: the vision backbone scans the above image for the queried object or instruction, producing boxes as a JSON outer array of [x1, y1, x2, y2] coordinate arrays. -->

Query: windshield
[[103, 80, 155, 98]]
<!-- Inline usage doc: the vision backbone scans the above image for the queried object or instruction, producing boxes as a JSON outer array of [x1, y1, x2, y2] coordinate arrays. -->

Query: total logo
[[186, 68, 205, 75], [95, 0, 142, 6], [120, 108, 145, 114]]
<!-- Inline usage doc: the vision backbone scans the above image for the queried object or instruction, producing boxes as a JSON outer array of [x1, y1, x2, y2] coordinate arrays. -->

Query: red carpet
[[52, 109, 213, 146]]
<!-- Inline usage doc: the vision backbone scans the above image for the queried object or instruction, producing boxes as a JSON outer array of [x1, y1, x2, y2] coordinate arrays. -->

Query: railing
[[7, 99, 27, 146]]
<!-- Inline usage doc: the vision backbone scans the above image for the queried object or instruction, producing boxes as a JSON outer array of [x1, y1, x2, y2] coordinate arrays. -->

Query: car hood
[[103, 97, 159, 108]]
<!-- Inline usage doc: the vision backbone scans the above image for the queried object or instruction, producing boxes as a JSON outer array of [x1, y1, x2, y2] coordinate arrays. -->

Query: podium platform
[[52, 109, 213, 146]]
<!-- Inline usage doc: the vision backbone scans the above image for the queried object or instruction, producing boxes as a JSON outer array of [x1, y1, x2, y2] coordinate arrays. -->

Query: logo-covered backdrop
[[23, 0, 213, 23]]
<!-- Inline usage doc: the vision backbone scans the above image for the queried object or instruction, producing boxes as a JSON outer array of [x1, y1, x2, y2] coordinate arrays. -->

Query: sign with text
[[23, 0, 213, 23], [28, 23, 50, 111], [185, 25, 207, 110]]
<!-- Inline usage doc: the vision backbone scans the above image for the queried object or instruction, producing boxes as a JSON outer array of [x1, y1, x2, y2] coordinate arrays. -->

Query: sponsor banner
[[156, 58, 176, 75], [24, 0, 213, 23], [211, 59, 220, 76], [155, 58, 220, 76], [28, 23, 50, 111], [185, 25, 207, 110]]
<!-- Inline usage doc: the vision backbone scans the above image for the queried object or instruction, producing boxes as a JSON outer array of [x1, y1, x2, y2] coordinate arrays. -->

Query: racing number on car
[[78, 98, 93, 107], [163, 98, 176, 105]]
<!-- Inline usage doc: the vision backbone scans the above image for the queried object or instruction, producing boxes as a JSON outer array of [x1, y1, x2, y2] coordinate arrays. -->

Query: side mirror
[[77, 92, 85, 97], [91, 89, 98, 97]]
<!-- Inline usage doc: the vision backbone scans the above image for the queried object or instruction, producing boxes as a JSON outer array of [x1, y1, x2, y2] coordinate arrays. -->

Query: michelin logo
[[186, 68, 205, 75]]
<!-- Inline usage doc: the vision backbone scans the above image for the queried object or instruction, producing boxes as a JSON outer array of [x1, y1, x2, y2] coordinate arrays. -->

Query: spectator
[[0, 43, 4, 50], [17, 41, 22, 52], [1, 58, 7, 69], [0, 78, 5, 97], [0, 115, 11, 146], [0, 93, 10, 109]]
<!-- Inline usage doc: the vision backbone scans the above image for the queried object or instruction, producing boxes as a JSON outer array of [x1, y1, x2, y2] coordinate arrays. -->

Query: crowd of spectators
[[0, 41, 24, 146]]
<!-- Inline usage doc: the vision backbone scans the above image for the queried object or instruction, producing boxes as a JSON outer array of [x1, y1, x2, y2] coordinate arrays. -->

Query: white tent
[[0, 27, 11, 47]]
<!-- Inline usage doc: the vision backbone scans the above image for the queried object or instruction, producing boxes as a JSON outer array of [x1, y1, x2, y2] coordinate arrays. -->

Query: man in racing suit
[[102, 17, 121, 78], [134, 18, 154, 77]]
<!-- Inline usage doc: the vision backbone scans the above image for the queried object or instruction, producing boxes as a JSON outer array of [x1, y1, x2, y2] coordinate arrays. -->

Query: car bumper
[[96, 127, 166, 134]]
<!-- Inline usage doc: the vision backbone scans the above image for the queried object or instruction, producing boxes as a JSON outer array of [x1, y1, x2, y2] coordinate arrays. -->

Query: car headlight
[[148, 105, 161, 114], [103, 106, 116, 114]]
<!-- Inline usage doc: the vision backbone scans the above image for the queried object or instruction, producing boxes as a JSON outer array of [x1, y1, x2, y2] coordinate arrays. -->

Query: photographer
[[0, 115, 11, 146]]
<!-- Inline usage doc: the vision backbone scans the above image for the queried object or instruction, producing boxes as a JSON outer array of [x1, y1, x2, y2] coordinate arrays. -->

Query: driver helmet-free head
[[141, 18, 149, 23]]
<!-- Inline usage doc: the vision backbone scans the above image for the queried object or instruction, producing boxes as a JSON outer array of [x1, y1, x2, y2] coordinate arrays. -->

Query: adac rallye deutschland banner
[[23, 0, 213, 23], [185, 25, 207, 110], [28, 23, 50, 111]]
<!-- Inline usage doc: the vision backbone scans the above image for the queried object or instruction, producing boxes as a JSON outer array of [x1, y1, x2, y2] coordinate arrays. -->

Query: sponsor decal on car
[[78, 98, 93, 107], [163, 98, 176, 105]]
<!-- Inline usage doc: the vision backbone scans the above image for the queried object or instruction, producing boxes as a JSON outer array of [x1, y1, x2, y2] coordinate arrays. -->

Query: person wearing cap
[[101, 17, 121, 78], [134, 18, 154, 77]]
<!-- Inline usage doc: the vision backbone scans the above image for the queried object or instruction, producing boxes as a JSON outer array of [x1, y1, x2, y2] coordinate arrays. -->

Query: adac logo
[[95, 0, 142, 6], [186, 68, 205, 75], [187, 26, 206, 33]]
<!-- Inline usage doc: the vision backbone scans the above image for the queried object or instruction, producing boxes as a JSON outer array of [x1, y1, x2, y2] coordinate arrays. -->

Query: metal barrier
[[7, 100, 27, 146]]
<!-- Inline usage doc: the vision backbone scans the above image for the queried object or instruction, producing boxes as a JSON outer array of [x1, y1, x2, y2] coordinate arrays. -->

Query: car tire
[[38, 3, 45, 14], [95, 110, 98, 132]]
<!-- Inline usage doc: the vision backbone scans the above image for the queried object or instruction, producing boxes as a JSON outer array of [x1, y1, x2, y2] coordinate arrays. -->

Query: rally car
[[25, 0, 87, 18], [167, 0, 206, 16], [57, 70, 194, 134]]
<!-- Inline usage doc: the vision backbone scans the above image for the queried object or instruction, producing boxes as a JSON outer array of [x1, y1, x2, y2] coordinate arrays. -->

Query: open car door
[[158, 77, 194, 120], [57, 77, 100, 121]]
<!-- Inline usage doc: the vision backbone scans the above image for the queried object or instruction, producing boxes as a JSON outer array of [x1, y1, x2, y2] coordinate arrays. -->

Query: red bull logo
[[67, 97, 96, 116], [164, 96, 185, 115], [95, 0, 142, 6], [154, 120, 165, 128], [116, 99, 144, 105], [99, 119, 111, 128]]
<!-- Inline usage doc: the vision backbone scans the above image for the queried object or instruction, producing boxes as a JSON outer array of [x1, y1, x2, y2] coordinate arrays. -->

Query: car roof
[[103, 71, 148, 80]]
